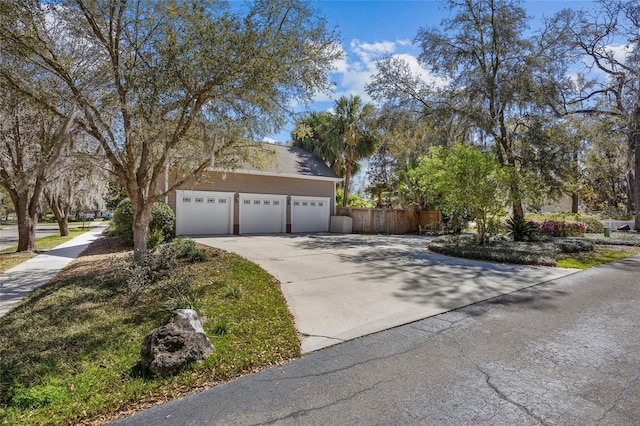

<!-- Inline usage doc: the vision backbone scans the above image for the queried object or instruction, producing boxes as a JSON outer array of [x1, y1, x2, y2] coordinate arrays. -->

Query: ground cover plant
[[427, 232, 640, 268], [0, 227, 95, 273], [0, 237, 299, 425]]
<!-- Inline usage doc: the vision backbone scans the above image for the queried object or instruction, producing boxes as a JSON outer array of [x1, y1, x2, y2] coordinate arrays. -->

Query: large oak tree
[[367, 0, 576, 218], [561, 0, 640, 229], [0, 0, 340, 259]]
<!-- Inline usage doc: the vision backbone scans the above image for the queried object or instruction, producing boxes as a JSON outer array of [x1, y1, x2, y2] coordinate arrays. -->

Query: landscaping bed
[[427, 233, 640, 268], [0, 237, 300, 425]]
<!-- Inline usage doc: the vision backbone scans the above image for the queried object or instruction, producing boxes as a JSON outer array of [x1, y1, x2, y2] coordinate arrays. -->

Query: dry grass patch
[[0, 252, 35, 272]]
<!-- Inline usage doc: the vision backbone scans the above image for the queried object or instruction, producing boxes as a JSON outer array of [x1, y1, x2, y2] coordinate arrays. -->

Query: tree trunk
[[512, 200, 524, 219], [56, 217, 69, 237], [48, 197, 70, 236], [131, 198, 153, 261], [342, 164, 352, 207], [633, 133, 640, 231], [15, 197, 38, 252], [571, 193, 579, 214], [476, 210, 487, 246], [631, 107, 640, 231]]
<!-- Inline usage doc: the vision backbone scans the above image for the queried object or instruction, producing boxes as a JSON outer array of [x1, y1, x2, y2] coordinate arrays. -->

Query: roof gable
[[234, 144, 340, 181]]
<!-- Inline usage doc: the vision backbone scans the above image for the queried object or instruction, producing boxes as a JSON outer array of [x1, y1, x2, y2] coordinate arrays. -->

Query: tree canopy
[[0, 0, 341, 257], [367, 0, 576, 218]]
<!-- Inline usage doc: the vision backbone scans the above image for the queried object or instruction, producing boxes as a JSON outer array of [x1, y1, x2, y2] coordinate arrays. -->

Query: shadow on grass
[[0, 254, 167, 403]]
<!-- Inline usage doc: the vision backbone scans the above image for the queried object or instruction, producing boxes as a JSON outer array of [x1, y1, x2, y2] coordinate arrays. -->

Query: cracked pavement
[[112, 254, 640, 425]]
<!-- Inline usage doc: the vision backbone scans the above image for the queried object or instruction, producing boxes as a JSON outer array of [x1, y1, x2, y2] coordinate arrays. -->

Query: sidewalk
[[0, 225, 106, 317]]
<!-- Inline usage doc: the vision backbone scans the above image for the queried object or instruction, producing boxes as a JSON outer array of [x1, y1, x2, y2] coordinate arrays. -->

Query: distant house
[[526, 194, 576, 214], [167, 144, 341, 236]]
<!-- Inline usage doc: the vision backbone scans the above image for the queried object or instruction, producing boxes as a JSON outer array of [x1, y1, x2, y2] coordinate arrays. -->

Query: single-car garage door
[[176, 190, 234, 236], [239, 193, 287, 234], [291, 196, 331, 233]]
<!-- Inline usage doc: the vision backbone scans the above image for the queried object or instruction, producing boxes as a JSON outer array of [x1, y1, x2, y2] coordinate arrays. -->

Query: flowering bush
[[529, 218, 586, 237]]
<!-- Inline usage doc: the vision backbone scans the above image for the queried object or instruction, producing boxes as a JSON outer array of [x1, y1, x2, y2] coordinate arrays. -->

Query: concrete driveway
[[195, 234, 578, 353]]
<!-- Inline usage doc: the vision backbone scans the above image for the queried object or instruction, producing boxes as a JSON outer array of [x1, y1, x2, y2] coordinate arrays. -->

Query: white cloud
[[319, 39, 399, 103], [351, 39, 396, 64], [311, 38, 441, 105], [607, 43, 634, 63], [391, 53, 445, 88], [396, 38, 414, 47], [261, 137, 279, 144]]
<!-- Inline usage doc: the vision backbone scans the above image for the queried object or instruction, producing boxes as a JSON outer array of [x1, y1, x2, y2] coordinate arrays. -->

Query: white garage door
[[175, 190, 234, 236], [291, 196, 331, 233], [239, 193, 287, 234]]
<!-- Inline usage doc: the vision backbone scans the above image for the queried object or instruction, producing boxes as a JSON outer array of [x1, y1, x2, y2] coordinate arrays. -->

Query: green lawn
[[557, 246, 640, 269], [0, 238, 299, 425]]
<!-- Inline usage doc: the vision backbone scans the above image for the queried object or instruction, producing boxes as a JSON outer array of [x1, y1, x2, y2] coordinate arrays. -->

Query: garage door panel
[[291, 196, 330, 233], [176, 190, 234, 235], [239, 193, 286, 234]]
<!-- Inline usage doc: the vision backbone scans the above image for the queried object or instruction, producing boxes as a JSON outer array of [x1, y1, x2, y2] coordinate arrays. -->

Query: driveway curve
[[195, 234, 578, 353]]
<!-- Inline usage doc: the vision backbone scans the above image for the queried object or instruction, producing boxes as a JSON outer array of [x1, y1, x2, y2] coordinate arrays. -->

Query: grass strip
[[557, 246, 640, 269], [0, 238, 299, 425], [0, 227, 95, 273]]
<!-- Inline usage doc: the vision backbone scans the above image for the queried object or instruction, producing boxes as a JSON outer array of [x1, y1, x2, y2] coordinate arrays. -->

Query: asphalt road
[[0, 225, 59, 250], [0, 223, 94, 250], [112, 255, 640, 425]]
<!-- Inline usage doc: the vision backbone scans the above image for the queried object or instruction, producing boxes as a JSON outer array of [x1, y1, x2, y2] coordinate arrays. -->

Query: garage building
[[168, 145, 341, 236]]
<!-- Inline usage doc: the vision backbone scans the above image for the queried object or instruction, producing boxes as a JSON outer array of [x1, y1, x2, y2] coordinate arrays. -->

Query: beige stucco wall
[[168, 170, 337, 233], [525, 194, 575, 214]]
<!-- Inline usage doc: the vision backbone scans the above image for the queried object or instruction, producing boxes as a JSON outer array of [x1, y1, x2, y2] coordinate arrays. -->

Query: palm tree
[[291, 95, 377, 206], [291, 111, 342, 174], [330, 95, 378, 206]]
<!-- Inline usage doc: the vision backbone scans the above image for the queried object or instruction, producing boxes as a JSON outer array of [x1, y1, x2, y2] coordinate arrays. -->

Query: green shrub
[[171, 238, 210, 263], [150, 201, 176, 242], [112, 199, 134, 244], [146, 229, 165, 251], [111, 199, 175, 245], [530, 218, 586, 237], [161, 274, 202, 312], [581, 216, 604, 233]]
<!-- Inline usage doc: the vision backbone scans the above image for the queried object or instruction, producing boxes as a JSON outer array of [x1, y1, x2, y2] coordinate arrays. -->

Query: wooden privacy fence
[[335, 207, 441, 234]]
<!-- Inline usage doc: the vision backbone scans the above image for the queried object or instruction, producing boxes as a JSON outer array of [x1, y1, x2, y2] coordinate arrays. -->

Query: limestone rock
[[140, 309, 214, 376]]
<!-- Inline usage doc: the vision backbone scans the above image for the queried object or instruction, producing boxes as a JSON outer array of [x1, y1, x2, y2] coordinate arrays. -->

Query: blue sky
[[263, 0, 596, 144]]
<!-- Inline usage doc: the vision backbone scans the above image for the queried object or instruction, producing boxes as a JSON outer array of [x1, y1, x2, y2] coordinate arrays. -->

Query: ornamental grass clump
[[505, 216, 538, 242]]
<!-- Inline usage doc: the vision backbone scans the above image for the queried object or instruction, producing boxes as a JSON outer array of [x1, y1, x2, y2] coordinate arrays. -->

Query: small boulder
[[140, 309, 214, 376]]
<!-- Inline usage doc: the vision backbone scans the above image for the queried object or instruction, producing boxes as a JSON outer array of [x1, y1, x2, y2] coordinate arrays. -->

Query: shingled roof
[[235, 144, 341, 181]]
